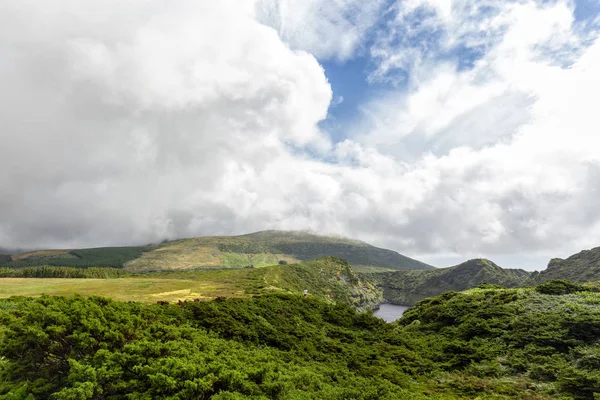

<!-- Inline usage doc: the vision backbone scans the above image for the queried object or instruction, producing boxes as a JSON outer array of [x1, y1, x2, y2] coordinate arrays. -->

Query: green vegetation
[[1, 247, 154, 269], [370, 259, 531, 306], [0, 258, 382, 310], [0, 266, 130, 279], [1, 282, 599, 399], [0, 231, 432, 273], [125, 230, 433, 273], [532, 246, 600, 284]]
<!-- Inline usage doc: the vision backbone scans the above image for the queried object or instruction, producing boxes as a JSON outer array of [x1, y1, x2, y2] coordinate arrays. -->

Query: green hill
[[127, 230, 433, 273], [0, 247, 154, 268], [531, 246, 600, 284], [0, 231, 432, 273], [371, 258, 531, 305]]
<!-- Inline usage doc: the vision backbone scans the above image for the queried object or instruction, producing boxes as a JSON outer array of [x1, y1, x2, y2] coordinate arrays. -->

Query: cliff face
[[258, 257, 383, 311], [370, 259, 531, 306]]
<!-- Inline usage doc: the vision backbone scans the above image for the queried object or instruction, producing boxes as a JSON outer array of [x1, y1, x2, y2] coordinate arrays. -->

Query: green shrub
[[536, 280, 590, 295]]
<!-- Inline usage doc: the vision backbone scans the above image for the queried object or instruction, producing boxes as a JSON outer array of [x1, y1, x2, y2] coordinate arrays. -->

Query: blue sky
[[318, 0, 600, 146]]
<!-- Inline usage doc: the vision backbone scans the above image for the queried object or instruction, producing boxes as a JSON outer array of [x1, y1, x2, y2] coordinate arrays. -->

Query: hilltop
[[0, 230, 432, 273], [531, 246, 600, 284], [128, 230, 433, 273], [371, 258, 531, 305]]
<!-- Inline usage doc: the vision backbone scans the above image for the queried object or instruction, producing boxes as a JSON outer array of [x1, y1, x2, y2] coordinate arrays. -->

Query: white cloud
[[1, 0, 600, 272], [255, 0, 387, 60], [348, 0, 600, 266], [0, 0, 332, 247]]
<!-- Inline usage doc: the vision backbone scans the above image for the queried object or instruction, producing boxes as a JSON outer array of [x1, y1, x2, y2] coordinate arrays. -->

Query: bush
[[536, 280, 590, 295]]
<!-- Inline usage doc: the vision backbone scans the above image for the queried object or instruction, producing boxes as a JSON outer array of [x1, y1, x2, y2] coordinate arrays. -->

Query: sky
[[1, 0, 600, 270]]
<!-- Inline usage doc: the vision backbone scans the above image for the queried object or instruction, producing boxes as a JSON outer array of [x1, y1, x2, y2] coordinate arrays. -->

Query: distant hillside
[[0, 231, 432, 273], [371, 259, 531, 305], [125, 230, 433, 273], [0, 246, 155, 269], [531, 246, 600, 284]]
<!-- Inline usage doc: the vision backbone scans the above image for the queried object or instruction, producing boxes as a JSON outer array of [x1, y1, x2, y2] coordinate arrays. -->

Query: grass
[[0, 258, 382, 309], [0, 277, 248, 303], [0, 264, 292, 303], [123, 230, 432, 272]]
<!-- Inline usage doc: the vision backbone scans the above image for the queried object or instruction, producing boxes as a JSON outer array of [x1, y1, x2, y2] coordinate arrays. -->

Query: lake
[[374, 304, 409, 322]]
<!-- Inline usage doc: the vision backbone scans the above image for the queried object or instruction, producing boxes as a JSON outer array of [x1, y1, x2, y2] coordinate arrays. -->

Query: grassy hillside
[[125, 230, 433, 273], [532, 246, 600, 284], [0, 231, 432, 273], [371, 259, 531, 305], [0, 257, 382, 310], [1, 282, 599, 399], [0, 246, 154, 268]]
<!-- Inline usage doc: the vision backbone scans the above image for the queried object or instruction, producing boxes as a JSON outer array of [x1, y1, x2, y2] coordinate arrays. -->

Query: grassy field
[[0, 269, 261, 303], [0, 258, 382, 309]]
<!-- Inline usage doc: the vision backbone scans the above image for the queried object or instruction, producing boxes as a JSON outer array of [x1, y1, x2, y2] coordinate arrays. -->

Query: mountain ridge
[[0, 230, 434, 273], [371, 258, 531, 305], [531, 245, 600, 284]]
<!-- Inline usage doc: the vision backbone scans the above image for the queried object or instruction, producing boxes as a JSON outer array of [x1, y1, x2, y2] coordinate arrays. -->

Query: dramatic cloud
[[0, 0, 331, 247], [1, 0, 599, 270]]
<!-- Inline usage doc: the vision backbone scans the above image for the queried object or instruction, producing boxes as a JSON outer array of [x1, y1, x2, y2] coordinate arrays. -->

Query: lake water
[[374, 304, 409, 322]]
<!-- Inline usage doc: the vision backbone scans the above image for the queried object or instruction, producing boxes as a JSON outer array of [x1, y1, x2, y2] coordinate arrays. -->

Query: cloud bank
[[1, 0, 599, 269]]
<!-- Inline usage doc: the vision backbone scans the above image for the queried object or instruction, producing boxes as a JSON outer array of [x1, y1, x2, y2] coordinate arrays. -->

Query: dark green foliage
[[0, 294, 424, 399], [0, 255, 11, 265], [4, 247, 154, 269], [476, 283, 505, 289], [1, 281, 599, 399], [535, 279, 593, 295], [400, 284, 600, 399], [0, 266, 130, 278]]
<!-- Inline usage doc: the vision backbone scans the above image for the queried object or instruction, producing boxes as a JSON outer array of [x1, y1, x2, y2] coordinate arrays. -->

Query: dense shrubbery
[[1, 283, 599, 399], [535, 279, 595, 295], [0, 294, 424, 399], [401, 286, 600, 399]]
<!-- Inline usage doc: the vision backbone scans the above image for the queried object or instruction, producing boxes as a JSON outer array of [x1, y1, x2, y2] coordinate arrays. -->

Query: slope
[[370, 258, 531, 305], [0, 257, 382, 310], [1, 231, 432, 273], [531, 245, 600, 284], [124, 230, 433, 272], [0, 246, 155, 268]]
